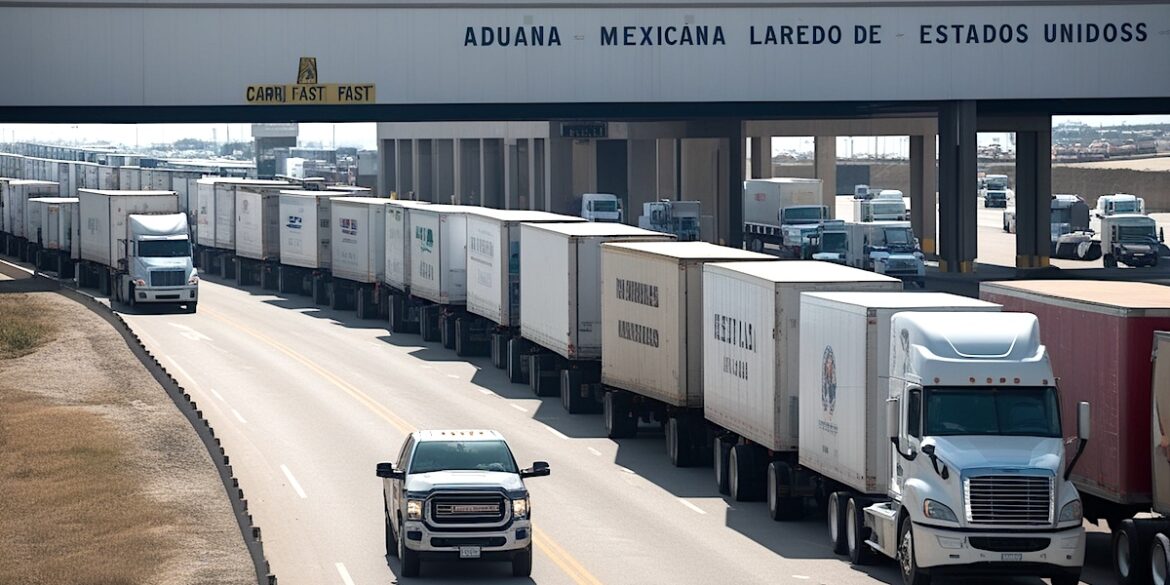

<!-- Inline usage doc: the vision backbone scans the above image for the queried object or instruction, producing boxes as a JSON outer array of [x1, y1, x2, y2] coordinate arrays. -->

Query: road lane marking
[[232, 408, 247, 424], [202, 307, 604, 585], [545, 426, 569, 440], [447, 374, 460, 379], [511, 404, 529, 413], [678, 499, 707, 515], [478, 388, 493, 395], [166, 357, 203, 391], [280, 464, 308, 499], [588, 447, 603, 457], [209, 388, 226, 402], [336, 562, 356, 585], [617, 466, 636, 475]]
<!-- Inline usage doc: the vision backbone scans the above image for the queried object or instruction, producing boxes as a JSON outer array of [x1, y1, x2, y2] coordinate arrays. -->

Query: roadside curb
[[0, 260, 277, 585]]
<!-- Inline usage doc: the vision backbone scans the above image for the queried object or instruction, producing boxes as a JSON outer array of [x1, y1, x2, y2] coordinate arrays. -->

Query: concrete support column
[[628, 139, 658, 221], [398, 139, 415, 199], [503, 139, 516, 210], [937, 101, 979, 273], [549, 136, 573, 214], [483, 139, 503, 208], [459, 139, 480, 206], [681, 139, 719, 239], [436, 139, 454, 204], [909, 135, 938, 257], [379, 139, 396, 197], [727, 123, 745, 247], [1015, 120, 1053, 268], [814, 136, 837, 215], [656, 139, 678, 198], [750, 136, 772, 179], [571, 140, 597, 197], [451, 138, 462, 205]]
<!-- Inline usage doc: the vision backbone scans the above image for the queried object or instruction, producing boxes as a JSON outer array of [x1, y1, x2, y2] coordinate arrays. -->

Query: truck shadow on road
[[382, 554, 536, 584]]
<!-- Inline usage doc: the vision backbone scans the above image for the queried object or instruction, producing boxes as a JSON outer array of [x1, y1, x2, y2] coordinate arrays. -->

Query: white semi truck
[[795, 293, 1087, 585], [853, 191, 908, 222], [743, 178, 826, 254], [598, 241, 774, 462], [76, 189, 198, 313], [844, 221, 926, 287], [579, 193, 624, 222]]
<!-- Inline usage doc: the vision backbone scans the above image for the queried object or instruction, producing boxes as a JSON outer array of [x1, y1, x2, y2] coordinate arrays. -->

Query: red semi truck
[[980, 280, 1170, 585]]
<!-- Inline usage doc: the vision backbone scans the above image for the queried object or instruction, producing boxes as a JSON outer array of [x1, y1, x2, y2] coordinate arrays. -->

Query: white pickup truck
[[376, 430, 551, 577]]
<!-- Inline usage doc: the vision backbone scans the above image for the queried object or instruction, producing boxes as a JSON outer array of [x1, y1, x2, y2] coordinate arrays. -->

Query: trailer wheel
[[767, 461, 803, 521], [728, 444, 764, 502], [561, 369, 588, 414], [748, 237, 764, 252], [507, 339, 529, 384], [827, 491, 848, 555], [1152, 533, 1170, 585], [666, 416, 695, 468], [603, 391, 636, 439], [847, 496, 876, 565], [1105, 253, 1118, 268], [713, 436, 734, 495], [1117, 518, 1159, 585]]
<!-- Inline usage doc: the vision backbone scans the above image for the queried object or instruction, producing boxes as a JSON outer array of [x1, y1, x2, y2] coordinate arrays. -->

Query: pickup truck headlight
[[406, 499, 424, 521], [1059, 500, 1083, 524], [512, 496, 530, 519], [923, 499, 958, 523]]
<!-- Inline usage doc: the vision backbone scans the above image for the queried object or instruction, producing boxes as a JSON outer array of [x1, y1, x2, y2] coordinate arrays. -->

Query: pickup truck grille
[[429, 493, 506, 525], [150, 270, 186, 287], [964, 475, 1053, 526]]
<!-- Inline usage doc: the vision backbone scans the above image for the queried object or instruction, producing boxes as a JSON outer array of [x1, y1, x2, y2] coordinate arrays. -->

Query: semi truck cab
[[863, 312, 1088, 585], [1101, 214, 1162, 268], [580, 193, 623, 223], [118, 213, 199, 312], [846, 221, 925, 287]]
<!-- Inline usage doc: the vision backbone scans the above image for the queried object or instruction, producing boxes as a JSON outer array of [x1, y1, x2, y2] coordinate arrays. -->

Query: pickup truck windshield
[[138, 239, 191, 258], [410, 440, 519, 474], [923, 386, 1061, 437]]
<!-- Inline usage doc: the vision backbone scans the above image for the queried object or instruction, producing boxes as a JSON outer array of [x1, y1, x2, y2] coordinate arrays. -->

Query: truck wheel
[[898, 518, 932, 585], [847, 496, 876, 565], [398, 522, 421, 577], [1152, 533, 1170, 585], [714, 436, 733, 495], [604, 391, 636, 439], [729, 444, 763, 502], [749, 237, 763, 252], [512, 543, 533, 577], [666, 417, 692, 467], [1052, 569, 1082, 585], [507, 339, 529, 384], [128, 283, 137, 309], [1105, 254, 1118, 268], [384, 503, 398, 557], [827, 491, 848, 555], [561, 369, 587, 414], [767, 461, 803, 521], [1116, 518, 1157, 585], [186, 302, 198, 314]]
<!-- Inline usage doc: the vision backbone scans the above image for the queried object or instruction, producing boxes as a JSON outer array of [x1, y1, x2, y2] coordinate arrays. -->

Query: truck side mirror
[[1077, 401, 1091, 442], [521, 461, 551, 478], [1160, 228, 1165, 243], [376, 462, 404, 479], [886, 398, 900, 441]]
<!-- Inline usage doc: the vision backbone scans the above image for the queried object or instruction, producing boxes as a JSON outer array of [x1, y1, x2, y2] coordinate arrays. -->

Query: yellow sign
[[246, 57, 375, 105]]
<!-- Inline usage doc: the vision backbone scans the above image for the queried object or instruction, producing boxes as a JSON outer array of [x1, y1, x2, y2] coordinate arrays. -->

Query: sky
[[0, 115, 1167, 156]]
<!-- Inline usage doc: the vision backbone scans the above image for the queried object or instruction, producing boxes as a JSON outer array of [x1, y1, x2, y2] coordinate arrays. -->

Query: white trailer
[[118, 167, 141, 191], [233, 185, 287, 290], [382, 200, 431, 334], [406, 205, 475, 348], [25, 197, 79, 276], [278, 190, 345, 304], [463, 208, 585, 366], [330, 196, 387, 318], [519, 222, 672, 405], [599, 241, 775, 462], [742, 178, 824, 252], [3, 180, 59, 262], [701, 261, 901, 504], [195, 178, 288, 278]]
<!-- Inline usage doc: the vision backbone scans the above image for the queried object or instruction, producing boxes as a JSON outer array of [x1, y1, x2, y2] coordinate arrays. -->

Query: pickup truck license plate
[[460, 546, 481, 559], [1001, 553, 1023, 562]]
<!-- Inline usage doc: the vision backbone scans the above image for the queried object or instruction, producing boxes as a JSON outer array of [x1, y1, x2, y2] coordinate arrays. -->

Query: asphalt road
[[112, 275, 1119, 585]]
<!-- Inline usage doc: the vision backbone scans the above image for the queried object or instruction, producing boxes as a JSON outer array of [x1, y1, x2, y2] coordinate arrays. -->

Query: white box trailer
[[118, 167, 141, 191], [408, 205, 471, 306], [235, 187, 282, 262], [743, 178, 823, 226], [97, 166, 118, 190], [797, 292, 1000, 497], [331, 197, 387, 284], [78, 189, 179, 267], [26, 197, 78, 250], [382, 200, 431, 334], [279, 190, 342, 270], [71, 201, 80, 259], [197, 178, 289, 250], [3, 180, 59, 262]]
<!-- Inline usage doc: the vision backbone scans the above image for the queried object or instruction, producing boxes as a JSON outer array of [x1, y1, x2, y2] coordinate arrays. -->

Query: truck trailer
[[599, 241, 774, 463], [405, 205, 473, 348], [980, 280, 1170, 585], [382, 200, 432, 334], [25, 197, 78, 276], [194, 178, 289, 278], [2, 179, 58, 261], [329, 196, 388, 319], [277, 190, 347, 303]]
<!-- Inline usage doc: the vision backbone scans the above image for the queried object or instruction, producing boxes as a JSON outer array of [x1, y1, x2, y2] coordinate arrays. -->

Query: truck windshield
[[821, 232, 847, 253], [1051, 208, 1072, 224], [589, 201, 619, 213], [138, 239, 191, 258], [409, 440, 519, 474], [873, 202, 903, 215], [782, 207, 824, 223], [1119, 225, 1156, 242], [1113, 201, 1138, 213], [883, 228, 913, 246], [923, 386, 1061, 437], [986, 178, 1009, 190]]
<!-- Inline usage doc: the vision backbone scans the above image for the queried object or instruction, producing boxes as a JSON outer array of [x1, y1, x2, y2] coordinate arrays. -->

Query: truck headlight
[[406, 499, 424, 521], [512, 497, 530, 519], [133, 278, 146, 287], [1059, 500, 1083, 524], [923, 499, 958, 522], [188, 274, 199, 285]]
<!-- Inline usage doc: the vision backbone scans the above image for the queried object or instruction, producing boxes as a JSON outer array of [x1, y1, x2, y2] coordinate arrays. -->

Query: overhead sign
[[245, 58, 375, 105]]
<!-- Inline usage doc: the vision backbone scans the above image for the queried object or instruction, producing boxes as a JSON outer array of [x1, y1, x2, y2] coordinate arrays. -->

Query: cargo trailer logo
[[616, 278, 659, 307], [715, 313, 754, 381], [340, 218, 358, 237], [416, 226, 434, 253], [821, 346, 837, 417], [617, 320, 659, 348], [286, 215, 303, 230]]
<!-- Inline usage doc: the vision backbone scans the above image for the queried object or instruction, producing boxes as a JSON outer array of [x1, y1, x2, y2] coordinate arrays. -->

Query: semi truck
[[461, 208, 584, 369], [743, 178, 825, 253], [76, 189, 198, 313], [1, 179, 58, 261], [194, 178, 289, 278], [1139, 331, 1170, 585], [979, 280, 1170, 585], [981, 174, 1011, 208], [853, 191, 908, 222], [702, 261, 902, 503], [277, 190, 346, 303], [518, 222, 671, 407], [382, 200, 432, 334], [797, 292, 1086, 585], [1002, 194, 1101, 261], [844, 221, 925, 287], [1096, 193, 1146, 218], [1101, 214, 1162, 268], [637, 200, 702, 241], [579, 193, 624, 223], [25, 197, 78, 276], [329, 197, 388, 319], [233, 185, 283, 290], [598, 241, 774, 462]]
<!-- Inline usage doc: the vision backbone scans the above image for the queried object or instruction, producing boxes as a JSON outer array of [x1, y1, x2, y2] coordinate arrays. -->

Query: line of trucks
[[1004, 193, 1164, 267], [8, 153, 1170, 585]]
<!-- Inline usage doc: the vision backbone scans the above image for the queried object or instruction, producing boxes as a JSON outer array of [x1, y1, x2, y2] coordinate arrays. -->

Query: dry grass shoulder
[[0, 291, 252, 585]]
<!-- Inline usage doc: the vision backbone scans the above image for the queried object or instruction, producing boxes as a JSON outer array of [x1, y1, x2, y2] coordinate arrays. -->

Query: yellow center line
[[202, 307, 604, 585]]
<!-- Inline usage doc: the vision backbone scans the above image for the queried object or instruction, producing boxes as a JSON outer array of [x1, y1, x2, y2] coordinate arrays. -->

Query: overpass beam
[[750, 136, 772, 179], [909, 134, 937, 257], [814, 136, 837, 215], [938, 101, 978, 272], [1015, 118, 1052, 268]]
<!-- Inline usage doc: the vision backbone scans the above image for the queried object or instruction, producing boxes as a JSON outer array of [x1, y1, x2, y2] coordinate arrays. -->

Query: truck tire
[[898, 518, 932, 585], [847, 496, 876, 565], [398, 522, 421, 577], [714, 435, 734, 495], [666, 416, 693, 467], [512, 543, 533, 577], [1105, 253, 1118, 268], [827, 491, 848, 555], [128, 283, 137, 309], [1116, 518, 1158, 585], [767, 461, 803, 521], [729, 444, 764, 502], [507, 339, 530, 384], [1052, 569, 1083, 585], [561, 369, 588, 414], [1151, 533, 1170, 585], [384, 503, 398, 557], [603, 390, 636, 439], [186, 302, 198, 314]]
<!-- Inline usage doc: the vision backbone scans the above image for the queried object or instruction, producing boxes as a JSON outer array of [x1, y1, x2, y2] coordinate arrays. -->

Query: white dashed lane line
[[281, 464, 308, 499]]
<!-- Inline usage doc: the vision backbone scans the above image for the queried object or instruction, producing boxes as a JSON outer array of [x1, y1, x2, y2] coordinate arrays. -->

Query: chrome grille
[[964, 475, 1053, 526], [429, 493, 506, 525], [150, 270, 186, 286]]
